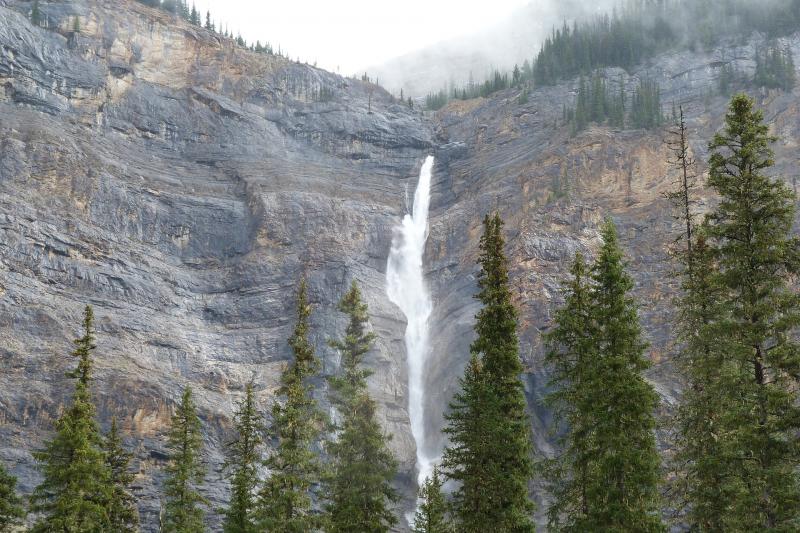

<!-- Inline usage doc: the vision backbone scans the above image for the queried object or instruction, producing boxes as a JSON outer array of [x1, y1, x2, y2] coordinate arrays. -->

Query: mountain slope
[[1, 0, 799, 531], [0, 0, 432, 528]]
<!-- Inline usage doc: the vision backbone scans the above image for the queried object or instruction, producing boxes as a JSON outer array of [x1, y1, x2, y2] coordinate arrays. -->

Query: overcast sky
[[191, 0, 533, 75]]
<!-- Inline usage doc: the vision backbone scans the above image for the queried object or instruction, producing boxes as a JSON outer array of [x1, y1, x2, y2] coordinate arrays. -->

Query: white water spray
[[386, 155, 435, 487]]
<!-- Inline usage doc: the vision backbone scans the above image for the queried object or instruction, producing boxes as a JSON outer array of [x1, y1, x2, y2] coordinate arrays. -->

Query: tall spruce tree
[[442, 213, 534, 533], [325, 281, 398, 533], [223, 383, 264, 533], [666, 104, 736, 530], [587, 220, 663, 531], [702, 93, 800, 530], [258, 280, 325, 532], [103, 417, 139, 532], [0, 462, 25, 532], [544, 221, 664, 532], [163, 387, 207, 533], [671, 230, 735, 531], [412, 467, 450, 533], [542, 252, 596, 532], [30, 305, 113, 532]]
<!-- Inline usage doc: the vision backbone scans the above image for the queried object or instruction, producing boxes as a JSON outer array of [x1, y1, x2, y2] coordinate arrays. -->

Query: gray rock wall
[[1, 0, 800, 530], [0, 0, 432, 528]]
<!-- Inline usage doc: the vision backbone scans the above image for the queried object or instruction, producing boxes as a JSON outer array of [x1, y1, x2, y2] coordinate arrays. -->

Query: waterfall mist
[[386, 155, 436, 487]]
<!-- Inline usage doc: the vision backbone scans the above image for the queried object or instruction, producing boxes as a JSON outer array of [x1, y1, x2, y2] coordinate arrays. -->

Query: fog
[[194, 0, 617, 93], [369, 0, 619, 95], [195, 1, 796, 96], [193, 0, 533, 75]]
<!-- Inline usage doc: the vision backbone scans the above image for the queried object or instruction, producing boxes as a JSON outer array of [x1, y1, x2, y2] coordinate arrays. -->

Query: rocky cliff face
[[424, 28, 800, 517], [0, 0, 432, 528], [1, 0, 799, 530]]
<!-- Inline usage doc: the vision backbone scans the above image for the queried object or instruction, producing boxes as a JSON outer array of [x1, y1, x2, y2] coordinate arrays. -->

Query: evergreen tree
[[0, 462, 25, 532], [223, 383, 264, 533], [442, 213, 534, 533], [162, 387, 207, 533], [103, 417, 139, 532], [587, 220, 663, 531], [542, 253, 595, 532], [671, 229, 735, 531], [204, 11, 214, 32], [30, 0, 41, 25], [161, 0, 178, 15], [189, 4, 200, 26], [665, 105, 697, 267], [609, 76, 626, 128], [665, 106, 736, 530], [754, 45, 796, 91], [631, 79, 663, 130], [258, 280, 325, 532], [544, 221, 664, 532], [532, 1, 800, 87], [702, 93, 800, 530], [412, 467, 451, 533], [325, 281, 398, 533], [30, 305, 113, 533]]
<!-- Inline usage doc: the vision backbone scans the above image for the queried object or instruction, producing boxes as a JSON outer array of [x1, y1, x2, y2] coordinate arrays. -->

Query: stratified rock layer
[[1, 0, 432, 528], [1, 0, 799, 530]]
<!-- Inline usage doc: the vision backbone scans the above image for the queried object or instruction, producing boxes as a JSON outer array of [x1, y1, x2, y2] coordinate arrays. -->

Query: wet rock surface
[[1, 0, 800, 530]]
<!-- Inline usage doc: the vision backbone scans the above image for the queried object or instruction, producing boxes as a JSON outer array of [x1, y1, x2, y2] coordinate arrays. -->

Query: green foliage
[[547, 166, 569, 203], [324, 281, 398, 533], [0, 462, 25, 532], [253, 41, 274, 55], [442, 213, 535, 533], [163, 387, 207, 533], [565, 74, 626, 134], [671, 230, 735, 531], [258, 280, 325, 532], [754, 45, 796, 91], [103, 417, 140, 532], [223, 383, 264, 533], [160, 0, 190, 18], [699, 93, 800, 530], [630, 79, 663, 130], [544, 221, 664, 532], [533, 0, 800, 87], [30, 0, 41, 25], [542, 254, 595, 532], [412, 467, 451, 533], [30, 305, 114, 533], [189, 3, 200, 26], [664, 110, 719, 533], [426, 70, 512, 108], [425, 89, 449, 111]]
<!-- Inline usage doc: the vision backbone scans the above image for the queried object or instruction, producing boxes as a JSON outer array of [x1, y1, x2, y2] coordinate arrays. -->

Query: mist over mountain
[[367, 0, 617, 95]]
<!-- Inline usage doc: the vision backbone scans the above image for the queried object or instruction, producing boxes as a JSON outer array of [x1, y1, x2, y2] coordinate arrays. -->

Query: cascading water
[[386, 155, 435, 488]]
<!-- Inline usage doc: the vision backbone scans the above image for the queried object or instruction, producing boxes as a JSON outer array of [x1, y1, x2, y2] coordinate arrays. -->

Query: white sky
[[191, 0, 532, 75]]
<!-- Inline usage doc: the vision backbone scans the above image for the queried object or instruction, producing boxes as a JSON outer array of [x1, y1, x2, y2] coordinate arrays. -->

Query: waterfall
[[386, 155, 435, 487]]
